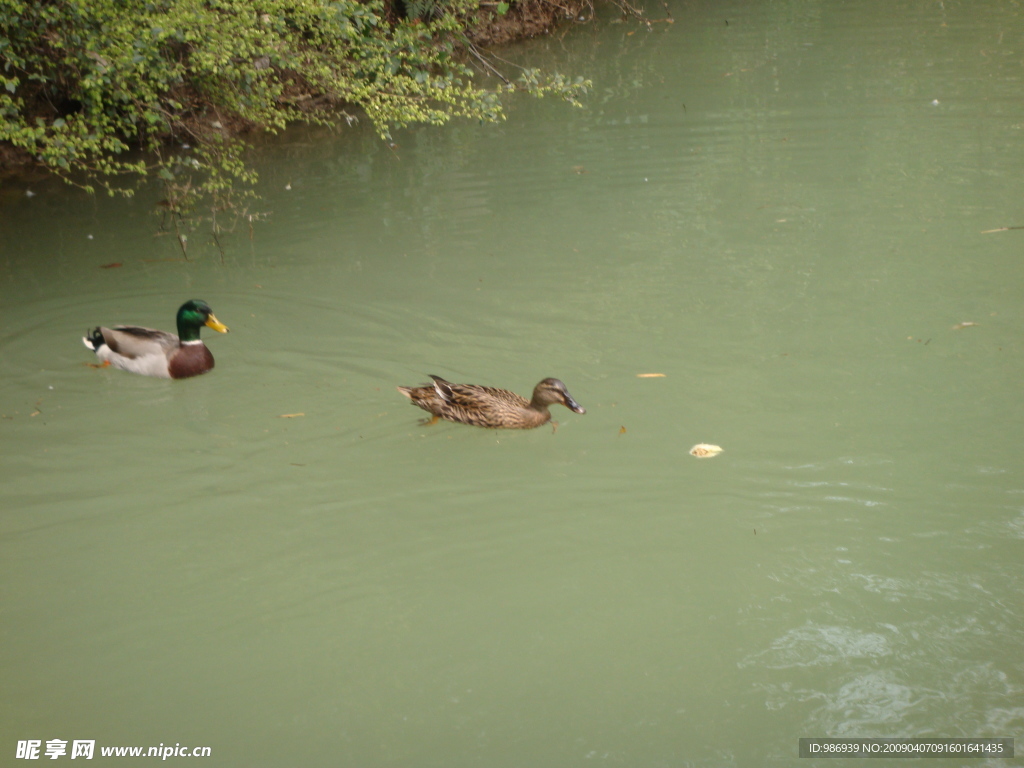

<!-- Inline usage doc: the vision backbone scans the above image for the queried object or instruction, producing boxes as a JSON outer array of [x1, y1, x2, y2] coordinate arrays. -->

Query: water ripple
[[740, 622, 893, 669]]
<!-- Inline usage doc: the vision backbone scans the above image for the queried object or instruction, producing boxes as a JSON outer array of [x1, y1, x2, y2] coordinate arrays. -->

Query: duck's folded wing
[[102, 326, 179, 359], [446, 383, 525, 408]]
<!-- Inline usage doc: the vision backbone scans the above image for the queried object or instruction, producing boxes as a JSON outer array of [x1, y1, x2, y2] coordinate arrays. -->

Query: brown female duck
[[397, 376, 586, 429]]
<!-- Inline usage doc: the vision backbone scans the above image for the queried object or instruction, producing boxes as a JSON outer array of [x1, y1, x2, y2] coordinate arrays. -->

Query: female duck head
[[532, 378, 586, 414]]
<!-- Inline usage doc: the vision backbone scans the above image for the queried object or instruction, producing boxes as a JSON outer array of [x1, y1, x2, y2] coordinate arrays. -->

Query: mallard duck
[[82, 299, 229, 379], [397, 375, 586, 429]]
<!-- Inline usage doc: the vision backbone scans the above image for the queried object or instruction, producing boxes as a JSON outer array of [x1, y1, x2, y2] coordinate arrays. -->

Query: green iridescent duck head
[[176, 300, 229, 342]]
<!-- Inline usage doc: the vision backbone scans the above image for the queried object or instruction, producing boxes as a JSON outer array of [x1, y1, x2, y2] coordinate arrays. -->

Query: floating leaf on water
[[690, 443, 723, 458], [278, 413, 305, 418], [952, 322, 979, 330], [619, 425, 627, 434], [637, 373, 666, 378], [571, 166, 587, 174], [99, 262, 122, 269]]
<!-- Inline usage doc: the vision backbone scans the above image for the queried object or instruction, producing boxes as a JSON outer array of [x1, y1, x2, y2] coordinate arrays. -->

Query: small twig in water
[[981, 225, 1024, 233]]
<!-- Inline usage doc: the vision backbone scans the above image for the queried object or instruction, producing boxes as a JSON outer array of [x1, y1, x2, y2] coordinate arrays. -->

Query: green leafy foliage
[[0, 0, 590, 218]]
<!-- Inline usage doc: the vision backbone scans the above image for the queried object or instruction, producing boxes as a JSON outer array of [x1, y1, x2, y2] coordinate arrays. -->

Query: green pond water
[[2, 0, 1023, 765]]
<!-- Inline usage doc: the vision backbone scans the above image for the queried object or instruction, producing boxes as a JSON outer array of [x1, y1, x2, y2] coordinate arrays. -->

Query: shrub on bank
[[0, 0, 589, 218]]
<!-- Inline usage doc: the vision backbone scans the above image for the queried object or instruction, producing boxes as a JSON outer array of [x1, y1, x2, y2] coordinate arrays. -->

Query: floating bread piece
[[690, 443, 723, 458]]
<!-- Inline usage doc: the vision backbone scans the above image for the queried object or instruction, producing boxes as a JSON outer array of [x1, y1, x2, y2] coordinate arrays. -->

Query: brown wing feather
[[444, 383, 530, 409]]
